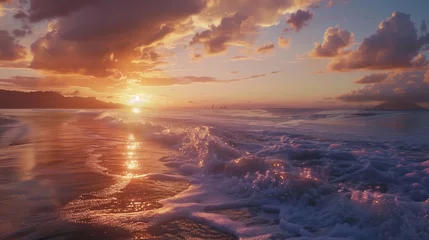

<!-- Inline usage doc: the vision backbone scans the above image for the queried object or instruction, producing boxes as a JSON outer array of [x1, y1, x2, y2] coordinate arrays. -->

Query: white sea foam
[[62, 109, 429, 239]]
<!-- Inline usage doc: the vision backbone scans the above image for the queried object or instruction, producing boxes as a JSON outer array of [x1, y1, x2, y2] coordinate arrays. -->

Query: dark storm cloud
[[330, 12, 429, 71], [0, 30, 26, 61], [285, 9, 313, 32], [310, 27, 353, 57]]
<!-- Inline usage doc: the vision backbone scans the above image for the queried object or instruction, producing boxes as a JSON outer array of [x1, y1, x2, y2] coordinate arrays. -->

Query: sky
[[0, 0, 428, 109]]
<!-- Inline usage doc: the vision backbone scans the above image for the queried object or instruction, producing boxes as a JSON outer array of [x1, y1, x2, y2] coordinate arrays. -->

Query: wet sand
[[0, 111, 235, 239]]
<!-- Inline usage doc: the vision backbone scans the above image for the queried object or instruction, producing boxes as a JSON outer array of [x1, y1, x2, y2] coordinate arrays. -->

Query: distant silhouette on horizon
[[0, 89, 123, 109]]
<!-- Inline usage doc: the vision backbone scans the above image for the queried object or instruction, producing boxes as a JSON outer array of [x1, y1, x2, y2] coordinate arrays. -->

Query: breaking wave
[[63, 109, 429, 239]]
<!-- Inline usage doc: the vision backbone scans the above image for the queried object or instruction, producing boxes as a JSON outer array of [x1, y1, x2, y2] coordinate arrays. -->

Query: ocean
[[1, 109, 429, 239]]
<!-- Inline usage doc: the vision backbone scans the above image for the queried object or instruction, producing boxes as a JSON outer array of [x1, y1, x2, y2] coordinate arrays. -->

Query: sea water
[[1, 109, 429, 239]]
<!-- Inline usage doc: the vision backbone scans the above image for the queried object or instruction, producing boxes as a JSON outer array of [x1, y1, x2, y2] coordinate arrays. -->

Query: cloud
[[0, 0, 8, 16], [65, 89, 80, 96], [310, 27, 354, 57], [191, 53, 203, 61], [325, 0, 334, 8], [27, 0, 99, 22], [140, 47, 167, 65], [337, 70, 429, 103], [9, 0, 320, 78], [256, 43, 275, 54], [0, 59, 30, 68], [355, 73, 388, 84], [0, 30, 27, 61], [137, 71, 281, 86], [13, 10, 29, 19], [330, 12, 429, 71], [138, 76, 226, 86], [229, 55, 261, 61], [278, 37, 291, 48], [190, 13, 256, 55], [285, 9, 313, 32], [27, 0, 207, 77], [197, 0, 317, 27], [191, 0, 318, 54], [309, 3, 321, 9], [12, 24, 32, 38], [0, 75, 120, 92]]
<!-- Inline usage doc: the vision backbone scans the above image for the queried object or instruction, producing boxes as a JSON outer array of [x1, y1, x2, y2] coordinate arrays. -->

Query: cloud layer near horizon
[[338, 70, 429, 103]]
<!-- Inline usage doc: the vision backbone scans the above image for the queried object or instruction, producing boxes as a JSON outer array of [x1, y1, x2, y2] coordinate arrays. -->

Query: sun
[[129, 95, 147, 113], [131, 96, 140, 103]]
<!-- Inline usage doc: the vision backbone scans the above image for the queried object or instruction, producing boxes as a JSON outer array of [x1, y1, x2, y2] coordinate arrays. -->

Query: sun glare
[[132, 108, 141, 113]]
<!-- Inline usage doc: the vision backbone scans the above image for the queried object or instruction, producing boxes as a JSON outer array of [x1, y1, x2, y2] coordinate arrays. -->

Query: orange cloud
[[310, 27, 354, 58], [229, 55, 261, 61], [278, 37, 291, 48], [27, 0, 207, 77], [256, 43, 275, 54]]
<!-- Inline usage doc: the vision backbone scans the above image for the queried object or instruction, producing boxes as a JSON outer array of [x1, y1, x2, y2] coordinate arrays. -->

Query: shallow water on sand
[[1, 109, 429, 239], [0, 111, 233, 239]]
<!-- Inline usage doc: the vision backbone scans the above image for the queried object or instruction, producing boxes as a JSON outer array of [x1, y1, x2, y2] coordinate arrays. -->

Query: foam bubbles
[[63, 110, 429, 239]]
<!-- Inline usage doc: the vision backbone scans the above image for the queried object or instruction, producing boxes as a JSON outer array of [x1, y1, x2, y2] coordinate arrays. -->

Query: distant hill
[[0, 90, 124, 109], [369, 100, 427, 111]]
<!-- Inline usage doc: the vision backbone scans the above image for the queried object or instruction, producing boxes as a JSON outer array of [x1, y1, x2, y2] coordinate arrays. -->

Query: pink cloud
[[338, 70, 429, 103], [354, 73, 388, 84], [330, 12, 429, 71], [310, 27, 354, 57]]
